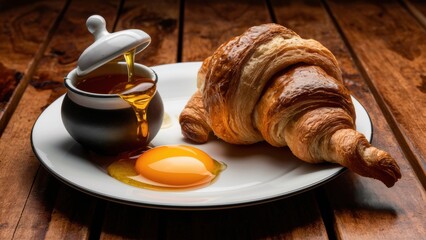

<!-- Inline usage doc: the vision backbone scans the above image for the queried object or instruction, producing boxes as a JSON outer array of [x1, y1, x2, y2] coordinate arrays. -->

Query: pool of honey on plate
[[75, 50, 226, 191]]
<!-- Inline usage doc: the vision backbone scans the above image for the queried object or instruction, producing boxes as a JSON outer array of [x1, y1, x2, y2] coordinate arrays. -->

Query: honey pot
[[61, 15, 164, 155]]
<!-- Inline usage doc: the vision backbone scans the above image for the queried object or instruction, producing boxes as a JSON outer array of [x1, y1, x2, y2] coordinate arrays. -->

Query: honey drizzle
[[120, 82, 156, 140], [110, 49, 156, 144], [123, 48, 135, 82]]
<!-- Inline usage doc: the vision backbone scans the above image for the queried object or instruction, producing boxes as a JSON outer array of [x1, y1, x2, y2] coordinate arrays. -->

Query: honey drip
[[123, 49, 135, 82], [109, 49, 156, 144], [119, 81, 156, 140]]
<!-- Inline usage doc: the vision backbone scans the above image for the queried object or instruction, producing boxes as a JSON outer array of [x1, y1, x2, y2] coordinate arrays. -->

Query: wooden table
[[1, 0, 425, 239]]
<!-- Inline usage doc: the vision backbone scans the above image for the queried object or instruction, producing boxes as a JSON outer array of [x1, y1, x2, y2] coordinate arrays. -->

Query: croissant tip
[[378, 157, 402, 188], [345, 145, 402, 188]]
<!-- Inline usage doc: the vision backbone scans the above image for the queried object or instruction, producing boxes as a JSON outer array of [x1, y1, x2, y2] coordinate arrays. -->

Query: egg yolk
[[107, 145, 225, 191], [135, 145, 216, 187]]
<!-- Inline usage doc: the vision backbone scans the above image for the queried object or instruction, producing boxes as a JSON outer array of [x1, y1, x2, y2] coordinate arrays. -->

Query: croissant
[[179, 23, 401, 187]]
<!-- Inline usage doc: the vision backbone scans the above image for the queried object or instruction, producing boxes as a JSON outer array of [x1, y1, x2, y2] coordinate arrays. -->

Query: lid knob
[[76, 15, 151, 76], [86, 15, 109, 41]]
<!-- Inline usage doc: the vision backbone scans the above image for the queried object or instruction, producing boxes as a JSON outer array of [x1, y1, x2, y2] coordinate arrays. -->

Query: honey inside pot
[[76, 74, 153, 94]]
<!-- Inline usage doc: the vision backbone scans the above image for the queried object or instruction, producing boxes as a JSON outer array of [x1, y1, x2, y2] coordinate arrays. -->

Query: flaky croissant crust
[[179, 23, 401, 187]]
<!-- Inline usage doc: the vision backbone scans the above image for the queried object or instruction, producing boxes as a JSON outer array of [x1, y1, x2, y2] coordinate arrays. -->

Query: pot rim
[[64, 62, 158, 99], [63, 62, 158, 110]]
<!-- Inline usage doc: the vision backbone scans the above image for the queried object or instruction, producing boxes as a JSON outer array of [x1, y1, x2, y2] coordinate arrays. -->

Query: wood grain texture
[[0, 0, 65, 135], [272, 0, 426, 239], [326, 0, 426, 184], [0, 0, 120, 239], [182, 0, 272, 61], [0, 86, 53, 239], [403, 0, 426, 29], [0, 0, 61, 73], [13, 169, 96, 239], [115, 0, 180, 66], [0, 1, 66, 238], [102, 192, 327, 239], [172, 193, 327, 240], [100, 203, 160, 239], [43, 184, 98, 239]]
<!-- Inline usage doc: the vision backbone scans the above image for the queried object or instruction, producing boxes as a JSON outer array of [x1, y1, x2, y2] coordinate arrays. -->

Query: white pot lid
[[76, 15, 151, 76]]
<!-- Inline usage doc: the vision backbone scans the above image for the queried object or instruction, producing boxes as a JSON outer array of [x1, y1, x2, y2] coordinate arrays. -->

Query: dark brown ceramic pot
[[62, 62, 163, 155]]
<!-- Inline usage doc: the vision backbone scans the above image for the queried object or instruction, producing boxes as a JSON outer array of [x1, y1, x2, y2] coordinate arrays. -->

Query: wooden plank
[[114, 0, 181, 66], [0, 0, 64, 135], [158, 193, 327, 239], [182, 0, 272, 61], [100, 203, 160, 239], [403, 0, 426, 29], [2, 0, 120, 239], [271, 0, 426, 238], [101, 193, 326, 239], [12, 168, 96, 240], [0, 1, 66, 239], [326, 0, 426, 184], [0, 85, 54, 239], [43, 182, 98, 239]]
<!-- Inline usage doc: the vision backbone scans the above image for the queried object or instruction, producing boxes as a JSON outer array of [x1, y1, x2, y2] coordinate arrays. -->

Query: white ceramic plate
[[31, 62, 372, 210]]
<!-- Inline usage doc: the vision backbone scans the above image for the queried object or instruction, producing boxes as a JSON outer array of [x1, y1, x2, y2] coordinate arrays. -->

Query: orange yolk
[[106, 145, 225, 191], [135, 145, 216, 188]]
